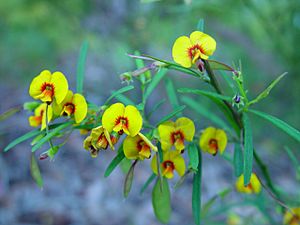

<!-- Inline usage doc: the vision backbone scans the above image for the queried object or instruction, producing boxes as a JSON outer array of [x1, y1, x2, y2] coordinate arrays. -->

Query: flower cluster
[[28, 70, 88, 130], [83, 103, 157, 158]]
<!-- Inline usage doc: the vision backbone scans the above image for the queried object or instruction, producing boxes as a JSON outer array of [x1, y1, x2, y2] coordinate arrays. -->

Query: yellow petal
[[83, 136, 93, 150], [53, 90, 73, 116], [29, 70, 51, 100], [41, 104, 53, 130], [190, 31, 216, 57], [151, 154, 158, 175], [250, 173, 261, 194], [103, 128, 114, 150], [124, 105, 143, 137], [283, 207, 300, 225], [73, 93, 87, 124], [175, 117, 195, 141], [172, 36, 193, 68], [199, 127, 216, 153], [215, 128, 227, 154], [51, 71, 69, 104], [102, 103, 125, 133], [123, 135, 140, 160], [172, 153, 186, 177], [158, 121, 175, 151]]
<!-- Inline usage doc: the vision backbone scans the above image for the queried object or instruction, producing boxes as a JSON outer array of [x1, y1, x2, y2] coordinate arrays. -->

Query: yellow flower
[[53, 90, 87, 124], [102, 102, 142, 137], [235, 173, 261, 194], [199, 127, 227, 155], [151, 151, 185, 179], [158, 117, 195, 152], [83, 126, 114, 157], [29, 70, 68, 104], [172, 31, 216, 68], [28, 103, 52, 130], [283, 207, 300, 225], [123, 133, 158, 160]]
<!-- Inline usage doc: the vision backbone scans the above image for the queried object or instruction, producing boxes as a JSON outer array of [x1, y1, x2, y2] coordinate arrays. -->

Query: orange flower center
[[114, 116, 129, 134], [245, 183, 253, 191], [162, 160, 175, 174], [290, 215, 300, 224], [137, 140, 151, 158], [41, 83, 54, 101], [171, 130, 184, 144], [97, 133, 108, 149], [63, 103, 75, 116], [209, 138, 218, 156], [188, 44, 204, 62]]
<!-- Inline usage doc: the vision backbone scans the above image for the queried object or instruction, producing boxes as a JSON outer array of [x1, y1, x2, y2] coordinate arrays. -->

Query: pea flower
[[199, 127, 227, 156], [29, 70, 68, 104], [53, 90, 87, 124], [172, 31, 216, 68], [102, 103, 142, 137], [28, 103, 52, 130], [83, 126, 114, 157], [283, 207, 300, 225], [123, 133, 158, 160], [158, 117, 195, 152], [151, 151, 186, 179], [235, 173, 261, 194]]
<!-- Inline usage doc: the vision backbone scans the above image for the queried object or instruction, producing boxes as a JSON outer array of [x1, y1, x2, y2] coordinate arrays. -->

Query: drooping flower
[[151, 151, 185, 179], [199, 127, 227, 155], [158, 117, 195, 152], [123, 133, 158, 160], [235, 173, 261, 194], [102, 103, 142, 137], [28, 103, 53, 130], [172, 31, 216, 68], [29, 70, 68, 104], [53, 90, 87, 124], [283, 207, 300, 225], [83, 126, 114, 157]]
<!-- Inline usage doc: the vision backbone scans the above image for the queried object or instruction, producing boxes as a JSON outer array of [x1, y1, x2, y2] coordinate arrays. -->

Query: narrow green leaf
[[192, 151, 202, 225], [120, 157, 132, 174], [114, 93, 135, 106], [30, 153, 43, 188], [234, 143, 243, 177], [76, 40, 89, 94], [181, 96, 231, 131], [134, 50, 151, 83], [152, 178, 171, 224], [248, 72, 287, 106], [144, 68, 167, 100], [155, 105, 186, 126], [30, 134, 45, 146], [178, 88, 232, 102], [242, 113, 253, 185], [207, 59, 236, 72], [146, 98, 166, 119], [32, 122, 72, 152], [0, 106, 22, 122], [4, 129, 41, 152], [174, 170, 191, 189], [104, 149, 125, 177], [104, 85, 135, 105], [164, 77, 180, 110], [23, 102, 40, 111], [188, 143, 199, 171], [140, 173, 156, 195], [123, 160, 137, 198], [197, 19, 205, 32], [248, 109, 300, 143]]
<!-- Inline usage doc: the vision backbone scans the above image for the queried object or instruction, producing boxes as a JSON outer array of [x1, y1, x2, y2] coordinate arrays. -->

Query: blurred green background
[[0, 0, 299, 224]]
